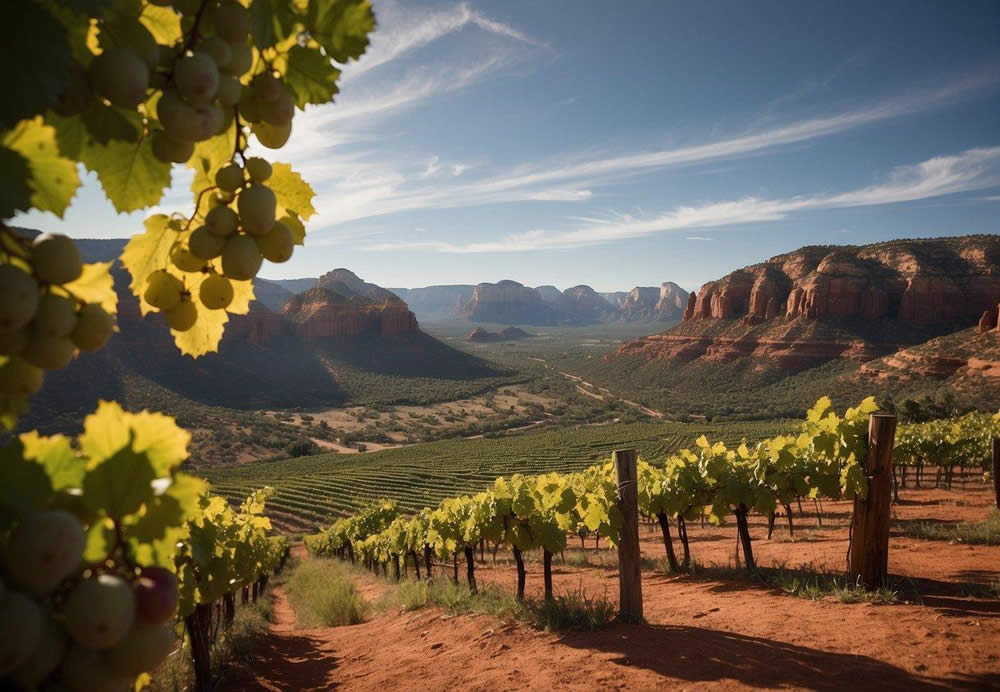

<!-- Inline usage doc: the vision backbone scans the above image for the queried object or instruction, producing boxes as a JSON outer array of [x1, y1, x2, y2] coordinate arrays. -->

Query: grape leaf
[[79, 400, 134, 465], [0, 146, 32, 218], [62, 261, 118, 314], [3, 118, 80, 218], [249, 0, 297, 51], [20, 431, 84, 491], [306, 0, 374, 64], [52, 0, 116, 15], [121, 215, 176, 315], [139, 4, 182, 44], [80, 102, 142, 145], [188, 122, 237, 202], [83, 517, 116, 561], [269, 163, 315, 220], [83, 445, 157, 519], [129, 409, 191, 476], [281, 211, 306, 245], [283, 45, 341, 108], [82, 133, 171, 213], [0, 440, 53, 520], [170, 297, 230, 358], [0, 2, 74, 130]]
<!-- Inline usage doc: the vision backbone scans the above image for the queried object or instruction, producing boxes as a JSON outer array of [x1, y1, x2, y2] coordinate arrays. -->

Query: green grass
[[285, 559, 369, 627], [376, 578, 615, 631], [686, 562, 900, 604], [203, 419, 793, 528], [894, 510, 1000, 545]]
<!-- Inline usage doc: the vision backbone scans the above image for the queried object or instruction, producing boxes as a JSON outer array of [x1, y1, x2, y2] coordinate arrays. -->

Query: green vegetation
[[205, 418, 795, 526], [285, 559, 368, 627], [894, 510, 1000, 546], [687, 563, 900, 604]]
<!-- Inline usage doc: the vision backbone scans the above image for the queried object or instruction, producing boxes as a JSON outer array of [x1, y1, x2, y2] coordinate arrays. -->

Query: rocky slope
[[622, 235, 1000, 369]]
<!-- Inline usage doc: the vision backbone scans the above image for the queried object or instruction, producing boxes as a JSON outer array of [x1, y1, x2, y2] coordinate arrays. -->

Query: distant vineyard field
[[203, 419, 794, 529]]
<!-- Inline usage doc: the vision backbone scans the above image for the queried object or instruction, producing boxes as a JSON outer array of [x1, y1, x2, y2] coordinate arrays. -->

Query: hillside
[[22, 237, 510, 431], [573, 235, 1000, 418], [466, 326, 535, 342]]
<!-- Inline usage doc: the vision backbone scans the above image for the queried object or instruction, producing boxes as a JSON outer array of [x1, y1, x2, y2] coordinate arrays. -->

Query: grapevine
[[1, 0, 373, 689]]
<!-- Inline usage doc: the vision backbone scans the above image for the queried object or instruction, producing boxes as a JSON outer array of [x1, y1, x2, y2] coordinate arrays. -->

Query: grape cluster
[[144, 157, 294, 331], [0, 511, 178, 690], [0, 234, 115, 397]]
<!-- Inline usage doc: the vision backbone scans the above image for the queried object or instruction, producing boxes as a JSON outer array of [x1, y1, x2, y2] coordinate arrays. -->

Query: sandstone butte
[[615, 235, 1000, 372]]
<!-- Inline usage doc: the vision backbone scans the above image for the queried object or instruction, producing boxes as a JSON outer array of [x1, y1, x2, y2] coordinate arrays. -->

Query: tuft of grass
[[378, 578, 614, 631], [685, 561, 899, 604], [285, 558, 369, 627], [894, 510, 1000, 545]]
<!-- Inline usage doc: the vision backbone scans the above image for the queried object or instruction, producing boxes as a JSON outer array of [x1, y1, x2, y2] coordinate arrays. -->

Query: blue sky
[[19, 0, 1000, 293]]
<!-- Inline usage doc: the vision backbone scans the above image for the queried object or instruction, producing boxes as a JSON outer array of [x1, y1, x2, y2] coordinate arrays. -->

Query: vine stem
[[184, 185, 220, 232]]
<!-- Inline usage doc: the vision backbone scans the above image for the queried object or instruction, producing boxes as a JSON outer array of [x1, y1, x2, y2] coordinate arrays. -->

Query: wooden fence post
[[992, 437, 999, 510], [849, 414, 897, 588], [614, 449, 643, 623]]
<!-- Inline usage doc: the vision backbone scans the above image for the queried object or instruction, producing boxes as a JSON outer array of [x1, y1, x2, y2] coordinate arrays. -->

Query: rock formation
[[466, 326, 535, 342], [283, 287, 418, 339], [655, 282, 689, 320], [387, 285, 475, 322], [619, 234, 1000, 370], [459, 280, 558, 325], [318, 268, 401, 303]]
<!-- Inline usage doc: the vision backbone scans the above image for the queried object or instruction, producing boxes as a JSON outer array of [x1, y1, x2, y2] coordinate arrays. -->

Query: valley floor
[[223, 485, 999, 691]]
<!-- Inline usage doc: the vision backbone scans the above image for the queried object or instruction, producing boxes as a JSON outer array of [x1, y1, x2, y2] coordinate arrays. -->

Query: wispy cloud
[[686, 236, 714, 241], [343, 1, 546, 81], [292, 70, 1000, 229], [363, 146, 1000, 253]]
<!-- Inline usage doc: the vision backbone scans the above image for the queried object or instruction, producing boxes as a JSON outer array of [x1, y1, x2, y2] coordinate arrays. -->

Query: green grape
[[198, 37, 232, 68], [189, 225, 226, 260], [245, 157, 272, 182], [206, 205, 239, 236], [240, 89, 262, 122], [22, 334, 76, 370], [88, 47, 149, 109], [257, 221, 294, 263], [164, 299, 198, 332], [260, 86, 294, 126], [5, 510, 86, 594], [134, 567, 178, 624], [190, 102, 225, 141], [199, 273, 234, 310], [216, 72, 242, 107], [215, 164, 244, 192], [0, 356, 44, 395], [60, 645, 131, 692], [237, 184, 277, 235], [170, 243, 206, 272], [32, 293, 77, 338], [32, 233, 83, 285], [143, 270, 184, 310], [53, 62, 92, 116], [252, 72, 282, 102], [151, 130, 195, 164], [212, 2, 250, 44], [175, 52, 219, 105], [0, 590, 43, 674], [0, 264, 40, 331], [106, 622, 176, 676], [9, 617, 67, 689], [71, 304, 115, 352], [228, 40, 253, 76], [105, 16, 159, 71], [157, 90, 200, 142], [253, 119, 292, 149], [64, 574, 136, 649], [221, 235, 262, 281], [0, 327, 28, 355]]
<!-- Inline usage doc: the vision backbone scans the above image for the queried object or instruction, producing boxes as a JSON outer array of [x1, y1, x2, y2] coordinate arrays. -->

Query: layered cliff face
[[460, 280, 558, 325], [388, 285, 475, 322], [562, 285, 617, 323], [618, 235, 1000, 370], [318, 268, 401, 303], [283, 287, 418, 339], [655, 282, 689, 320]]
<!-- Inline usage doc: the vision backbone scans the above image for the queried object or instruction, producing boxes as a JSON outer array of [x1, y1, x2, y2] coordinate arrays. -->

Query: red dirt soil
[[226, 483, 1000, 691]]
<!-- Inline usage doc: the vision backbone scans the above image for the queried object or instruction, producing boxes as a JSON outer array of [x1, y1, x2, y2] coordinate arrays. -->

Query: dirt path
[[227, 488, 1000, 691]]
